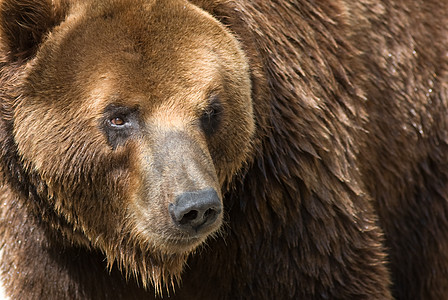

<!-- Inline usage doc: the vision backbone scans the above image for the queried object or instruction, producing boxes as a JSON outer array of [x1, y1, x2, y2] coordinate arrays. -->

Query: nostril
[[179, 210, 199, 225], [204, 208, 214, 219]]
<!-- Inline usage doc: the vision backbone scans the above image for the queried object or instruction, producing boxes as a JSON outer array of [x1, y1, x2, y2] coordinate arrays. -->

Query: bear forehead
[[26, 0, 243, 112], [51, 0, 233, 73], [75, 0, 227, 58]]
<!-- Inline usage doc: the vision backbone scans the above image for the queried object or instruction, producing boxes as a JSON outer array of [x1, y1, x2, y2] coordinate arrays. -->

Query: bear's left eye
[[200, 96, 222, 136]]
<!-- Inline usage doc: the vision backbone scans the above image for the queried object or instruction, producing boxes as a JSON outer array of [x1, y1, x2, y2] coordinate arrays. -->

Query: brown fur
[[0, 0, 447, 299]]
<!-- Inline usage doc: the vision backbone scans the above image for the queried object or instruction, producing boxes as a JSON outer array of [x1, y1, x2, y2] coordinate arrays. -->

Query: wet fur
[[1, 0, 448, 299]]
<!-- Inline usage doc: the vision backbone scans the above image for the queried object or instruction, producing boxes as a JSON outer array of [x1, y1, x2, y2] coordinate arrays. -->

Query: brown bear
[[1, 0, 448, 299]]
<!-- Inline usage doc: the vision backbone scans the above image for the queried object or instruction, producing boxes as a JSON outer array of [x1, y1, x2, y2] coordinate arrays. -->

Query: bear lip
[[159, 236, 206, 254], [158, 219, 222, 253]]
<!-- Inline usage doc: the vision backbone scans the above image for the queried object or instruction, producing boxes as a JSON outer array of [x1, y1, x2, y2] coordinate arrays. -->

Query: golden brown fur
[[1, 0, 253, 297], [0, 0, 447, 299]]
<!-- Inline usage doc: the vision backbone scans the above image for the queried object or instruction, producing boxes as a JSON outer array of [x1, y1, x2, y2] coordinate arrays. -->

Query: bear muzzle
[[169, 188, 222, 236], [137, 129, 223, 247]]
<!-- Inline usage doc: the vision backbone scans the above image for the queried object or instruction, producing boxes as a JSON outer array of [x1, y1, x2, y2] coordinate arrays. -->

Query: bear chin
[[107, 247, 187, 294], [97, 212, 224, 293], [100, 235, 189, 294]]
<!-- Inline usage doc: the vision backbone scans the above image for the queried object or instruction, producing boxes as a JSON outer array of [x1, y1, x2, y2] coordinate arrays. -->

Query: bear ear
[[0, 0, 68, 62]]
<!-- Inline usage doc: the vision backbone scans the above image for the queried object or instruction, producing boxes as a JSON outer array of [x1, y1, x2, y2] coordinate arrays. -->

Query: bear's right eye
[[101, 104, 141, 149], [110, 117, 125, 126]]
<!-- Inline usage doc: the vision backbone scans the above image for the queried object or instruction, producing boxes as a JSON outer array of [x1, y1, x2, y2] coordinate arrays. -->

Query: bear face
[[3, 0, 254, 290]]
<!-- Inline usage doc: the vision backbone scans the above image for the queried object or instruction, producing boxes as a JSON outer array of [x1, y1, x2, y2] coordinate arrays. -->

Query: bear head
[[0, 0, 254, 291]]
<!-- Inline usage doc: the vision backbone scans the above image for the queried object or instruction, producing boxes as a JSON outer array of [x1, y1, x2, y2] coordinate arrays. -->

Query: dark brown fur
[[0, 0, 447, 299]]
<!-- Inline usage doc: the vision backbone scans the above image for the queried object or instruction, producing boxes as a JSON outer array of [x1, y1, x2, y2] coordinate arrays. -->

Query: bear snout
[[169, 188, 222, 236]]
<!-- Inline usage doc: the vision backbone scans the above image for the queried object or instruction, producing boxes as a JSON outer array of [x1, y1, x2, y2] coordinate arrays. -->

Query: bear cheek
[[12, 102, 136, 246]]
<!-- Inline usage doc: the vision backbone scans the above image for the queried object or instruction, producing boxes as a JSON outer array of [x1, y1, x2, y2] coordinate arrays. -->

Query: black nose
[[169, 188, 222, 234]]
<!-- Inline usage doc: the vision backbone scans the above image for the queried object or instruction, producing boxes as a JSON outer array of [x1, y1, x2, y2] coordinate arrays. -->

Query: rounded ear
[[0, 0, 68, 62]]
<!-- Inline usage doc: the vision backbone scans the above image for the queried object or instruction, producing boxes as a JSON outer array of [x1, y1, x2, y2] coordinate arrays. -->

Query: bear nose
[[169, 188, 222, 234]]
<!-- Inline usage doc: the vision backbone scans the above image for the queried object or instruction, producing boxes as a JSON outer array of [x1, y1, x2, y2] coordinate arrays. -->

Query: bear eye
[[101, 104, 140, 149], [110, 117, 126, 126], [200, 96, 222, 136]]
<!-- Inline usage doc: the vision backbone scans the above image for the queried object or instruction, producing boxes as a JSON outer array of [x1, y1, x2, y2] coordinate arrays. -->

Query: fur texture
[[0, 0, 447, 299]]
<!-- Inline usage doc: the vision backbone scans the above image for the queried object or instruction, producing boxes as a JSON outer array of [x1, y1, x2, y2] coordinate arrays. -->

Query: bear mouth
[[167, 236, 204, 249], [160, 227, 222, 254]]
